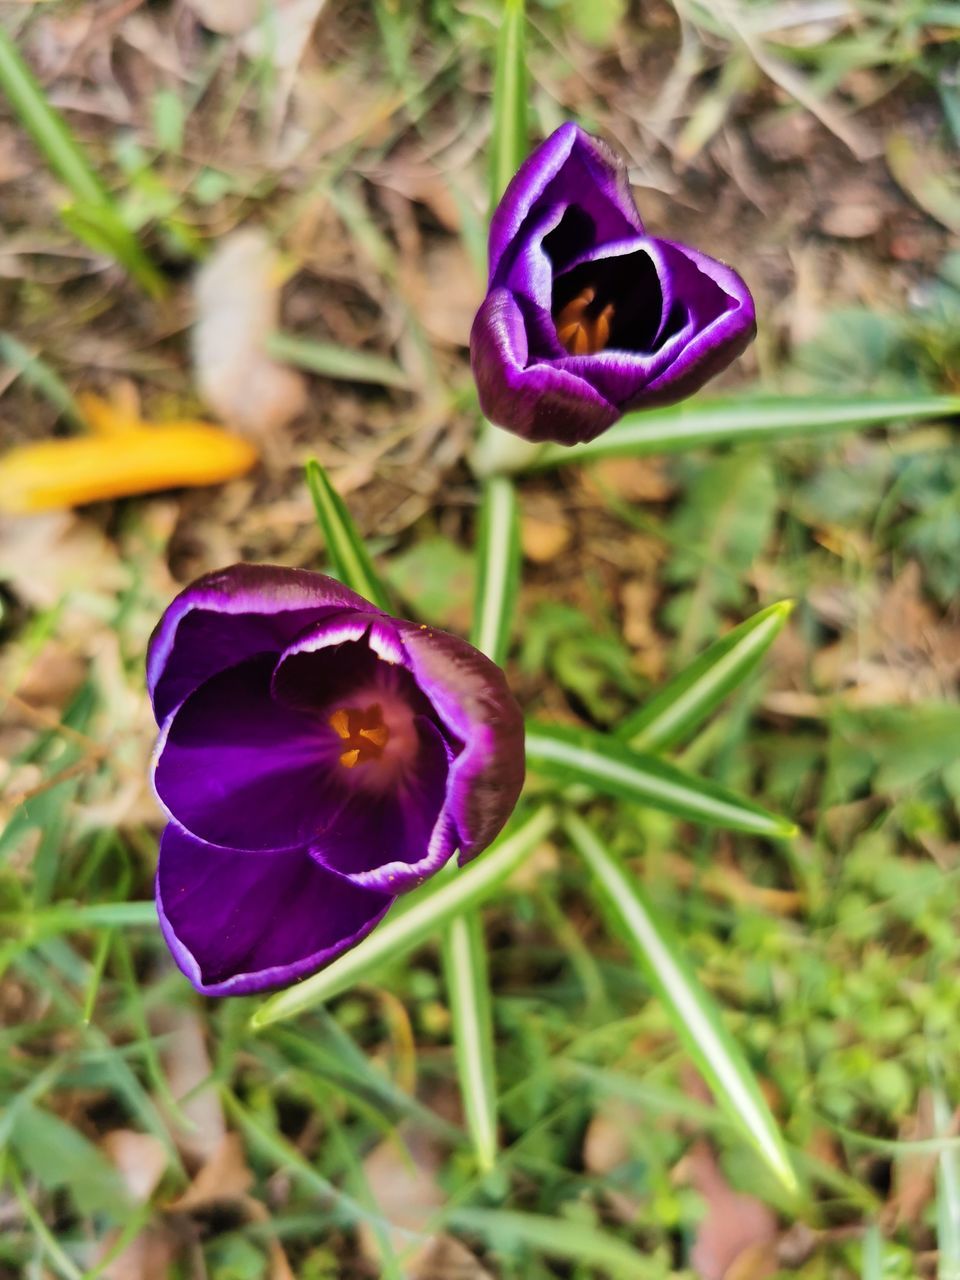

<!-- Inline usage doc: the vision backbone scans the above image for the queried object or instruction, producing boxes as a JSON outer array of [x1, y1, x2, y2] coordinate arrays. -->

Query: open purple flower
[[147, 564, 525, 996], [471, 122, 756, 445]]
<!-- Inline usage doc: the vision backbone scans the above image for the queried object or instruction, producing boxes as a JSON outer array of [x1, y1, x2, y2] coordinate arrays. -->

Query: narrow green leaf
[[526, 722, 796, 838], [471, 475, 520, 664], [621, 600, 793, 752], [251, 807, 554, 1028], [441, 911, 498, 1171], [0, 331, 87, 430], [0, 27, 166, 297], [527, 394, 960, 469], [861, 1225, 884, 1280], [305, 459, 391, 610], [448, 1207, 657, 1277], [490, 0, 528, 206], [564, 812, 798, 1195], [266, 332, 410, 390], [935, 1088, 960, 1280]]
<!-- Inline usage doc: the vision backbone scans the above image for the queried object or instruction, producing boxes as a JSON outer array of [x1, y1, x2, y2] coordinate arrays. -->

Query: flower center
[[328, 703, 390, 770], [553, 285, 615, 355]]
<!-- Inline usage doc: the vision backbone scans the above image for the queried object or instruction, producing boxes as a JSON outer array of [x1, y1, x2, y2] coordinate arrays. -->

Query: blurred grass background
[[1, 1, 960, 1277]]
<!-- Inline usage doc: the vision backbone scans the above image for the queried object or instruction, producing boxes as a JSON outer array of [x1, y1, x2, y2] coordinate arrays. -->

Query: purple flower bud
[[147, 564, 525, 995], [471, 123, 756, 445]]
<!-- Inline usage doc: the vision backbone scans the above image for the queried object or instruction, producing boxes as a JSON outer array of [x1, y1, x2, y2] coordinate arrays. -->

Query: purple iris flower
[[471, 122, 756, 445], [146, 564, 525, 996]]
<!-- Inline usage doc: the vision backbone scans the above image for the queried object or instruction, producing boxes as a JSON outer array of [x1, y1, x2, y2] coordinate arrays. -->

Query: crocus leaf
[[490, 0, 528, 206], [250, 806, 555, 1028], [265, 332, 410, 390], [304, 459, 392, 610], [935, 1087, 960, 1276], [472, 475, 520, 665], [525, 721, 796, 838], [526, 394, 960, 469], [620, 600, 793, 752], [0, 414, 257, 514], [0, 27, 166, 298], [564, 813, 799, 1196], [441, 911, 498, 1172]]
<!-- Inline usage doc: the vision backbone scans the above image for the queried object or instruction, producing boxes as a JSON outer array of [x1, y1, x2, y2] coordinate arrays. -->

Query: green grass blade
[[448, 1207, 657, 1277], [527, 394, 960, 469], [490, 0, 527, 205], [441, 911, 498, 1171], [935, 1088, 960, 1280], [251, 806, 555, 1028], [471, 475, 520, 664], [305, 459, 391, 610], [265, 332, 410, 390], [0, 331, 87, 431], [526, 722, 796, 838], [861, 1225, 884, 1280], [621, 600, 793, 752], [0, 27, 166, 298], [564, 812, 798, 1196]]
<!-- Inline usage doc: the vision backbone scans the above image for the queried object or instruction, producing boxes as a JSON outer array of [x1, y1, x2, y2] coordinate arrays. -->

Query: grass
[[1, 1, 960, 1278]]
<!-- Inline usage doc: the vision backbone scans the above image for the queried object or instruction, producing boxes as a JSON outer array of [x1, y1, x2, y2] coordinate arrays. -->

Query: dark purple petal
[[489, 122, 642, 285], [309, 716, 456, 892], [147, 563, 377, 723], [472, 124, 757, 446], [471, 288, 620, 445], [624, 238, 756, 408], [397, 621, 525, 863], [156, 825, 392, 996], [153, 654, 345, 853]]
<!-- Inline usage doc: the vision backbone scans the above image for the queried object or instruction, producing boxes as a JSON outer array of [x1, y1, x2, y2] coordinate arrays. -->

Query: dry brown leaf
[[102, 1130, 169, 1204], [682, 1140, 779, 1280], [96, 1131, 176, 1280], [192, 229, 307, 439], [97, 1228, 177, 1280], [184, 0, 261, 35], [158, 1007, 226, 1164], [0, 512, 127, 613], [585, 456, 676, 504], [167, 1133, 253, 1211], [360, 1129, 490, 1279]]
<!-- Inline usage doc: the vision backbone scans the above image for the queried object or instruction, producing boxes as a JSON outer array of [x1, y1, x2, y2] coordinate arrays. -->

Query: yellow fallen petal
[[0, 425, 258, 515]]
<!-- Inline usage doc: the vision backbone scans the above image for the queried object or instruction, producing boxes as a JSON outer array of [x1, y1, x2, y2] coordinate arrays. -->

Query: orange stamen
[[328, 703, 390, 769], [554, 286, 616, 355]]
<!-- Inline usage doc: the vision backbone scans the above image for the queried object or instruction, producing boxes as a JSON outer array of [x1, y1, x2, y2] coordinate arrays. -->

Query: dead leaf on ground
[[680, 1139, 779, 1280], [192, 229, 307, 441], [167, 1132, 253, 1211], [158, 1007, 226, 1164], [183, 0, 261, 35], [584, 456, 676, 505], [521, 494, 573, 564], [887, 131, 960, 235], [96, 1130, 176, 1280], [360, 1128, 491, 1278], [0, 512, 127, 614]]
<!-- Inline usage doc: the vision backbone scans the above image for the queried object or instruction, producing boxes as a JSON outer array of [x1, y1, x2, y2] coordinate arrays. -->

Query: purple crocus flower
[[471, 122, 756, 445], [146, 564, 525, 996]]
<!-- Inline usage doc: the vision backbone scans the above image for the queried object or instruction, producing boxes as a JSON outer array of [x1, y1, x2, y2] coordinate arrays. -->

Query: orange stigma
[[554, 285, 615, 355], [328, 703, 390, 769]]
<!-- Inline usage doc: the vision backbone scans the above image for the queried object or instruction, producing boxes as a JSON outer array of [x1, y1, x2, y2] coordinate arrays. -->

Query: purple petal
[[627, 238, 756, 407], [153, 654, 345, 853], [147, 563, 377, 723], [309, 716, 456, 892], [471, 287, 620, 444], [397, 621, 525, 864], [156, 825, 392, 996], [489, 123, 643, 286]]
